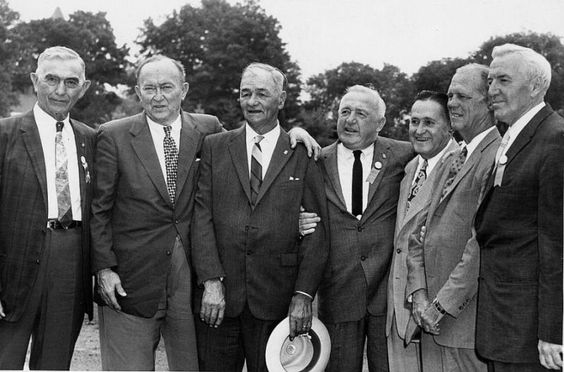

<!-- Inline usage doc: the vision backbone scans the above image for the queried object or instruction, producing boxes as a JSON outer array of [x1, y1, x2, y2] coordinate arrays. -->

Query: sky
[[8, 0, 564, 80]]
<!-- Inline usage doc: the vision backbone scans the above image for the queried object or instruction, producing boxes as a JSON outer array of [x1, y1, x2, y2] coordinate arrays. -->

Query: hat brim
[[265, 316, 331, 372]]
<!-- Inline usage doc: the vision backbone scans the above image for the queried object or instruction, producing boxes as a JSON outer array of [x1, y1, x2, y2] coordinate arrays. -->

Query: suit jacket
[[191, 126, 328, 321], [0, 110, 95, 322], [90, 111, 222, 318], [406, 128, 501, 348], [385, 139, 459, 339], [317, 137, 413, 323], [475, 105, 563, 362]]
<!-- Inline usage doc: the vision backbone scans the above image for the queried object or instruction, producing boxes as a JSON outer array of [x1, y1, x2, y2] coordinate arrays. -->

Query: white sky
[[9, 0, 564, 79]]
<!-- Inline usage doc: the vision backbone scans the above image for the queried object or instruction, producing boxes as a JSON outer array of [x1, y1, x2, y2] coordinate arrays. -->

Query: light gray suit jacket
[[406, 128, 501, 348]]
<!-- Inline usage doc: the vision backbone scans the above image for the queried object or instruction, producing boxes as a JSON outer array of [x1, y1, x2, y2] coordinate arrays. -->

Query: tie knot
[[353, 150, 362, 160], [254, 135, 264, 145], [421, 159, 428, 171], [163, 125, 172, 137], [56, 121, 64, 132]]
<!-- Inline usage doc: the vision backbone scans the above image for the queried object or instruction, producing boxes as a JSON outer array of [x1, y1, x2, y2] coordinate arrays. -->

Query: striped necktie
[[250, 135, 264, 206], [407, 159, 428, 211], [55, 121, 73, 227]]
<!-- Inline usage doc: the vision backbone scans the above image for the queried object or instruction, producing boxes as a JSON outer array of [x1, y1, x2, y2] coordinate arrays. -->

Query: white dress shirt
[[245, 123, 280, 178], [412, 138, 456, 186], [33, 103, 82, 220], [146, 114, 182, 186], [337, 143, 374, 217], [498, 102, 545, 160]]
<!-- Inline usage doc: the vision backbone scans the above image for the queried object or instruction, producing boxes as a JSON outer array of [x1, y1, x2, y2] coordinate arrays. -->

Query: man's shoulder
[[70, 118, 96, 137], [380, 136, 414, 159], [99, 113, 145, 133], [0, 111, 33, 131], [182, 111, 222, 135]]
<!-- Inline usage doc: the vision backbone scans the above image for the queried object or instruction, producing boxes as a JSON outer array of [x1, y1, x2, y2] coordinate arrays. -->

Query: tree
[[411, 57, 472, 94], [11, 11, 129, 125], [472, 32, 564, 112], [0, 0, 19, 116], [137, 0, 301, 129], [304, 62, 414, 140]]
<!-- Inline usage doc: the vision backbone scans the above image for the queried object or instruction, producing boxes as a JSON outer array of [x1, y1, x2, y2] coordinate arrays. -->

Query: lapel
[[255, 130, 293, 205], [362, 138, 391, 220], [322, 142, 347, 211], [228, 126, 252, 203], [20, 111, 49, 213], [440, 128, 500, 203], [175, 112, 201, 198], [130, 114, 172, 206], [69, 119, 88, 213], [396, 157, 418, 232]]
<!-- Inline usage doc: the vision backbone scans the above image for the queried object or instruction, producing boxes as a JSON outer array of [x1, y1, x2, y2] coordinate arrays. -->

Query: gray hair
[[492, 43, 552, 93], [136, 55, 186, 82], [345, 85, 386, 118], [455, 63, 490, 99], [242, 63, 287, 94], [36, 46, 86, 80]]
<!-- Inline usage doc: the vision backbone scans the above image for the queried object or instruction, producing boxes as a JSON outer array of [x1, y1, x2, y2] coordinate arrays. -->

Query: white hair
[[492, 43, 552, 93], [36, 46, 87, 80], [345, 85, 386, 118]]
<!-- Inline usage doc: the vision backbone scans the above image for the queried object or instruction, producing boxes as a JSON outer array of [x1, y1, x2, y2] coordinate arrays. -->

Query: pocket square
[[289, 176, 300, 181], [195, 158, 201, 162]]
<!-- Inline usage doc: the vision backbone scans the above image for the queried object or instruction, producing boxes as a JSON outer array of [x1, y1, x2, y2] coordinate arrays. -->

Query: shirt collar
[[418, 138, 455, 171], [33, 103, 70, 128], [146, 113, 182, 133], [506, 102, 545, 139], [337, 142, 375, 160], [245, 122, 280, 144], [465, 126, 497, 158]]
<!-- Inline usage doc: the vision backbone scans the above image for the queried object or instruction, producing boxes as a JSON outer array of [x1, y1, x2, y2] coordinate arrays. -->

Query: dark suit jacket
[[191, 126, 328, 321], [0, 110, 95, 322], [475, 104, 564, 362], [90, 111, 222, 318], [317, 137, 413, 323], [406, 128, 501, 348]]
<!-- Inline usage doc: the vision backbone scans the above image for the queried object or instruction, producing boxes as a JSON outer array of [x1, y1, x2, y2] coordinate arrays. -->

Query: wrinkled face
[[135, 59, 189, 126], [239, 68, 286, 132], [30, 58, 90, 121], [488, 54, 535, 125], [447, 70, 491, 140], [409, 100, 451, 159], [337, 90, 385, 150]]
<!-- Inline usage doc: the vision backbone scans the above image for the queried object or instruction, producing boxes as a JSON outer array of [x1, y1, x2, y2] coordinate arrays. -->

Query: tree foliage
[[11, 11, 129, 125], [0, 0, 19, 116], [411, 57, 472, 94], [137, 0, 301, 129]]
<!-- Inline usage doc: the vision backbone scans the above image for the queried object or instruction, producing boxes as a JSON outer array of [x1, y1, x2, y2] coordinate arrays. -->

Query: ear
[[278, 90, 287, 109], [530, 77, 545, 99], [30, 72, 39, 92], [181, 82, 189, 100], [134, 85, 142, 101], [78, 80, 92, 99], [376, 117, 386, 132]]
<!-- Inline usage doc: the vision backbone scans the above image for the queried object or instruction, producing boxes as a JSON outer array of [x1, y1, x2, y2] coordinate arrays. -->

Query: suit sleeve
[[294, 155, 328, 297], [90, 125, 119, 272], [406, 211, 428, 297], [191, 137, 227, 284], [537, 126, 563, 344]]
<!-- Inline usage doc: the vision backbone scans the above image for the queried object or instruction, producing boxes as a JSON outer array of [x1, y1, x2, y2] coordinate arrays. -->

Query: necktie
[[55, 121, 73, 227], [163, 126, 178, 204], [440, 147, 468, 200], [495, 131, 511, 164], [250, 135, 264, 206], [352, 150, 363, 216], [407, 159, 428, 210], [493, 131, 511, 187]]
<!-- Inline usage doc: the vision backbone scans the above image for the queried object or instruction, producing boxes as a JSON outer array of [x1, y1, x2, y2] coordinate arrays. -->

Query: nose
[[152, 88, 165, 101], [54, 80, 66, 95], [247, 93, 258, 106], [414, 122, 426, 134], [488, 81, 498, 96], [447, 96, 458, 109]]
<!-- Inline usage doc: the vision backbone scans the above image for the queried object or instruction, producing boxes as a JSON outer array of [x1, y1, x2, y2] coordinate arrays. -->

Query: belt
[[46, 219, 82, 230]]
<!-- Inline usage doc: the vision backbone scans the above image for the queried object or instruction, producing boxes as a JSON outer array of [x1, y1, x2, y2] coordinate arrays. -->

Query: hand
[[288, 293, 313, 339], [0, 301, 5, 319], [299, 206, 320, 237], [411, 289, 429, 329], [200, 278, 225, 328], [97, 268, 127, 311], [420, 303, 442, 335], [288, 127, 322, 160], [538, 340, 563, 370]]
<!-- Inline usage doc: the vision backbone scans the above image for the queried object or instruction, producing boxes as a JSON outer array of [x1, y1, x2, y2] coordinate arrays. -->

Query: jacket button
[[175, 220, 179, 224], [357, 226, 363, 232], [166, 250, 171, 256], [36, 259, 40, 264], [361, 256, 366, 261], [396, 248, 401, 254], [245, 226, 249, 232]]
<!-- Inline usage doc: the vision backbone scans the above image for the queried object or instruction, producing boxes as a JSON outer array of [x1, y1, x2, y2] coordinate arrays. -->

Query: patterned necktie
[[352, 150, 363, 216], [55, 121, 73, 227], [250, 135, 264, 206], [163, 126, 178, 205], [407, 159, 428, 210], [440, 147, 468, 200]]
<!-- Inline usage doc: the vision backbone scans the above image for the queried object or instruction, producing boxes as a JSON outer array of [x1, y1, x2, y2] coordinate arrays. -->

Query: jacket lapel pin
[[367, 160, 383, 184], [81, 155, 91, 184]]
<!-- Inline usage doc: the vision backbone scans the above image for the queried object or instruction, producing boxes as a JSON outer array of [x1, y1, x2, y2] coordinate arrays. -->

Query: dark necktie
[[55, 121, 73, 227], [407, 159, 428, 210], [440, 147, 468, 200], [352, 150, 363, 216], [163, 126, 178, 204], [250, 135, 264, 206]]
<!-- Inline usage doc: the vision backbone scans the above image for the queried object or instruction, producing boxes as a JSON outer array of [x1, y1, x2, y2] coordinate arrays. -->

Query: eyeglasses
[[41, 74, 82, 89]]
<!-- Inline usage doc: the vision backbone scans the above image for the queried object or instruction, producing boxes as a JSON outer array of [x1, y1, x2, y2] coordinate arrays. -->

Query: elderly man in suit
[[308, 85, 413, 372], [385, 90, 459, 372], [0, 46, 94, 369], [475, 44, 563, 371], [405, 64, 500, 371], [191, 62, 328, 372]]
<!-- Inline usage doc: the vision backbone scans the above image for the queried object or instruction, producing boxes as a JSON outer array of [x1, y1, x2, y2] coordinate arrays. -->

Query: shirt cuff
[[294, 291, 313, 300]]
